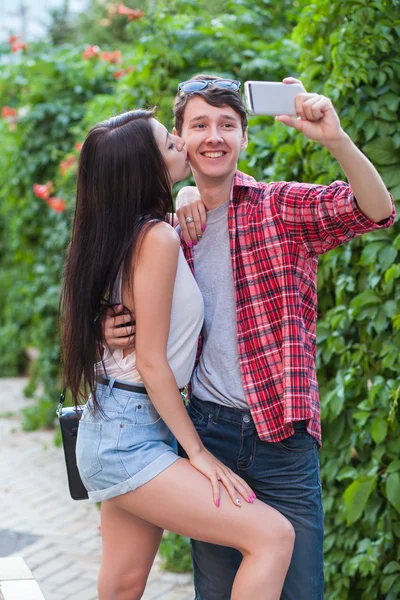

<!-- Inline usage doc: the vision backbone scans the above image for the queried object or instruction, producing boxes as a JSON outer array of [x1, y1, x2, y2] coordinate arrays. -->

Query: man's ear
[[241, 128, 248, 150], [172, 127, 178, 136]]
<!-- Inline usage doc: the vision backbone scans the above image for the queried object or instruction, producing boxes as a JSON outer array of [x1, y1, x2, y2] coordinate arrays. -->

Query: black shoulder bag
[[57, 389, 89, 501]]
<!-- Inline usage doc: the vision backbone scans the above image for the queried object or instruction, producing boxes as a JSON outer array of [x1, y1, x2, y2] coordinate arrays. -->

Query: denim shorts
[[76, 378, 179, 503]]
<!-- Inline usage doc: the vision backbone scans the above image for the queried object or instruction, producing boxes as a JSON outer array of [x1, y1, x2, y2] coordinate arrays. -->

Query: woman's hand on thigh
[[189, 448, 256, 508]]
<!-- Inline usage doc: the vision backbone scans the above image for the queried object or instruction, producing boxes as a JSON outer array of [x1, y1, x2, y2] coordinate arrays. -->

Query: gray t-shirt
[[191, 200, 247, 409]]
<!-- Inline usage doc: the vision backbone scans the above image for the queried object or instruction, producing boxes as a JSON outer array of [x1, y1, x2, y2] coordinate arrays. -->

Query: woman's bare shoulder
[[142, 221, 180, 249]]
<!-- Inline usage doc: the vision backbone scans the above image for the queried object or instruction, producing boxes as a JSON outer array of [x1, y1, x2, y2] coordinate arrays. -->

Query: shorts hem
[[87, 451, 180, 503]]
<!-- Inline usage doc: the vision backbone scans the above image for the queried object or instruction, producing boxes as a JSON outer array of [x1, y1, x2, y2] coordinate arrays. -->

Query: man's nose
[[206, 126, 223, 143]]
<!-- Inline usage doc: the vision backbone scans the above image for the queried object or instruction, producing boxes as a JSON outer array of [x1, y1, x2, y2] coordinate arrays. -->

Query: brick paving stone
[[31, 558, 73, 581], [26, 548, 63, 571], [142, 581, 174, 598], [1, 378, 194, 600], [55, 575, 95, 595], [46, 565, 85, 586]]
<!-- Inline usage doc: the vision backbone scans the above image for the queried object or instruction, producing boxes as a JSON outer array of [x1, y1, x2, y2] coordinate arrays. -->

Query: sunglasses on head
[[178, 79, 241, 93]]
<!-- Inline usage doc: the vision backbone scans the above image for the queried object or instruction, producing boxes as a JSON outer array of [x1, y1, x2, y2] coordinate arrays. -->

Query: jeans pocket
[[187, 402, 208, 430], [131, 401, 162, 426], [276, 430, 317, 454], [76, 421, 102, 479]]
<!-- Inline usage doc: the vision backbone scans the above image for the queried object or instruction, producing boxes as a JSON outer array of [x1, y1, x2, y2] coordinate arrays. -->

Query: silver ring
[[196, 234, 202, 241], [185, 216, 194, 224]]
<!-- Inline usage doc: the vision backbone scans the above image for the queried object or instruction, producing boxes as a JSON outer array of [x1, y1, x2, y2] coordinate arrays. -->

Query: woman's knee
[[98, 569, 147, 600], [273, 514, 296, 555], [242, 509, 295, 557]]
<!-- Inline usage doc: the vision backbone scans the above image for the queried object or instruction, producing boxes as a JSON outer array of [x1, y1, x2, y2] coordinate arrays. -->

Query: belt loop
[[106, 377, 116, 396], [212, 404, 221, 425]]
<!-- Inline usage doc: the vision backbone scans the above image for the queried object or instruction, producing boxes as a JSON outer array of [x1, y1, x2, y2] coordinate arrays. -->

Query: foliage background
[[0, 0, 399, 597]]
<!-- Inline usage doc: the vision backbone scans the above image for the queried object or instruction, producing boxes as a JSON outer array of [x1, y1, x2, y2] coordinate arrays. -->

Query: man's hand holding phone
[[245, 77, 347, 151], [276, 78, 347, 150]]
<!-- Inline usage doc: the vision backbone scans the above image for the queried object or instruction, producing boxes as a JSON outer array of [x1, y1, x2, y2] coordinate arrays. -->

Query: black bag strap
[[56, 386, 67, 418]]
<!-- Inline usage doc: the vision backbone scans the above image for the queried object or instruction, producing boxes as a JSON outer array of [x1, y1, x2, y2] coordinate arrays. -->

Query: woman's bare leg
[[111, 458, 295, 600], [98, 501, 163, 600]]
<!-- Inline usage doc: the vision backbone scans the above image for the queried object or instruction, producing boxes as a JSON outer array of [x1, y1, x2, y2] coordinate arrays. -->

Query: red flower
[[47, 197, 66, 213], [117, 4, 145, 20], [83, 45, 100, 60], [101, 50, 122, 64], [33, 182, 53, 200], [113, 66, 135, 79], [8, 35, 19, 44], [74, 142, 83, 151], [11, 41, 28, 52], [60, 155, 75, 176], [1, 106, 17, 118]]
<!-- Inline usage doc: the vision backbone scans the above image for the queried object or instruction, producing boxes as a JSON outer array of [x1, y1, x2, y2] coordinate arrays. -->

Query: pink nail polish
[[215, 498, 220, 507], [186, 240, 192, 248], [252, 492, 257, 499], [192, 240, 198, 246], [248, 496, 254, 503], [202, 224, 206, 232]]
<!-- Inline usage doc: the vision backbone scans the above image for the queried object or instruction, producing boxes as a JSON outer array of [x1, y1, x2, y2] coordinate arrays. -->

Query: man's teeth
[[202, 152, 225, 158]]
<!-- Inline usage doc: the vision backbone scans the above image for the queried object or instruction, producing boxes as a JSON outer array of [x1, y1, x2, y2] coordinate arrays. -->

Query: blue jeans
[[183, 395, 324, 600]]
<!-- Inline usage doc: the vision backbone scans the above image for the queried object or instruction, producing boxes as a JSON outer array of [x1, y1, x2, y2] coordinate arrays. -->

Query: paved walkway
[[0, 378, 193, 600]]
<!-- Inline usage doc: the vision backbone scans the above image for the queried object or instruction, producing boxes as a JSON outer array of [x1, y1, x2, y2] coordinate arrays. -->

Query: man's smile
[[200, 151, 227, 159]]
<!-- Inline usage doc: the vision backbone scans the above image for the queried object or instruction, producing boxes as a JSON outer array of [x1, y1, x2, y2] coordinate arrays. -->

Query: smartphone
[[244, 81, 306, 116]]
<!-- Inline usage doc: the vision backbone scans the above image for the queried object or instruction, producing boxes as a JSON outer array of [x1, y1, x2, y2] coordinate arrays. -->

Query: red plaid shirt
[[181, 171, 395, 445]]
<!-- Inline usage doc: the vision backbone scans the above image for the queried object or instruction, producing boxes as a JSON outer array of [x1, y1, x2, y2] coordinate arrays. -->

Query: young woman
[[60, 109, 294, 600]]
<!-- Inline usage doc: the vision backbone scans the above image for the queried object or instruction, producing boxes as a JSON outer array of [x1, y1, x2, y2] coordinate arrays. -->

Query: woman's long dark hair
[[60, 109, 174, 408]]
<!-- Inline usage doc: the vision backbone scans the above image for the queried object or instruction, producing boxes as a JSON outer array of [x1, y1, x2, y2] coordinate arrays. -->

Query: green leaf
[[353, 411, 371, 421], [359, 241, 385, 265], [384, 264, 400, 284], [390, 184, 400, 200], [382, 574, 398, 595], [384, 300, 398, 318], [383, 561, 400, 575], [382, 93, 400, 112], [379, 245, 398, 271], [381, 164, 400, 189], [336, 466, 358, 481], [350, 290, 380, 310], [363, 120, 377, 142], [316, 323, 330, 344], [371, 417, 388, 444], [343, 476, 377, 525], [373, 309, 388, 333], [387, 460, 400, 474], [386, 473, 400, 513], [363, 138, 400, 166]]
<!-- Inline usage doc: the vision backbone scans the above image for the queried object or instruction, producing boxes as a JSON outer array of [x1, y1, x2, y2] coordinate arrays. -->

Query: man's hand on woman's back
[[102, 304, 136, 350]]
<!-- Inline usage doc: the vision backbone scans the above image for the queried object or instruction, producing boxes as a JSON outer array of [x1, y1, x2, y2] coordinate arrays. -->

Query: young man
[[105, 75, 395, 599]]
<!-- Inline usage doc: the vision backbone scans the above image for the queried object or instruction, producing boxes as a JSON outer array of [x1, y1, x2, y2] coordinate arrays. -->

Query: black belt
[[96, 376, 147, 395]]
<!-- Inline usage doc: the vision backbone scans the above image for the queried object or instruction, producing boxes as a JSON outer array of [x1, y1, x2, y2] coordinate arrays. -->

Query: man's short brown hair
[[173, 74, 248, 135]]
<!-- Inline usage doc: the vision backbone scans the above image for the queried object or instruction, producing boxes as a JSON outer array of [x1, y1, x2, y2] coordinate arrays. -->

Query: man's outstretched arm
[[277, 77, 393, 223]]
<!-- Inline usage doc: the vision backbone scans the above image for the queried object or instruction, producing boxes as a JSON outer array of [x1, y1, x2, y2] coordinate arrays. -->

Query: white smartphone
[[244, 81, 306, 116]]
